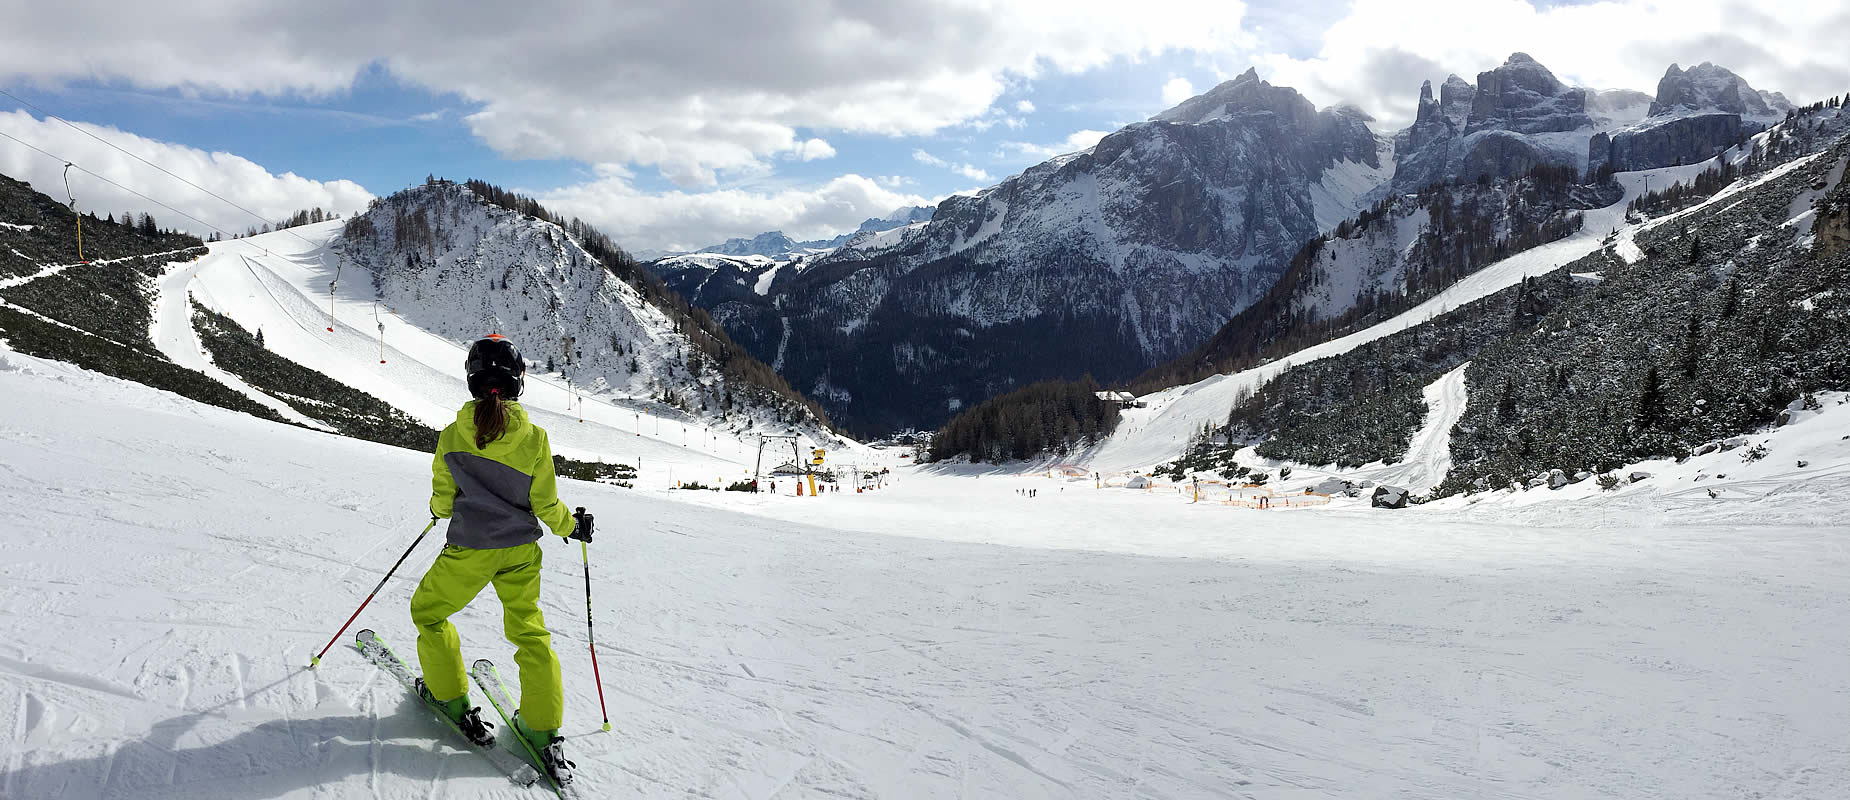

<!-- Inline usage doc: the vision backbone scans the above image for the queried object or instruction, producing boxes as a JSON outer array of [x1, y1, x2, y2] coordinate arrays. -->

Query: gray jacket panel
[[443, 451, 545, 549]]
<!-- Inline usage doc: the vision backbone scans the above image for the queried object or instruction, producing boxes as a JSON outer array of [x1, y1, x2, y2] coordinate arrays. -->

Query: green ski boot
[[416, 678, 494, 746], [515, 711, 575, 784]]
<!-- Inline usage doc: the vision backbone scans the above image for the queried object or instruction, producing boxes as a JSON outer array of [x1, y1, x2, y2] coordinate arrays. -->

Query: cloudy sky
[[0, 0, 1844, 253]]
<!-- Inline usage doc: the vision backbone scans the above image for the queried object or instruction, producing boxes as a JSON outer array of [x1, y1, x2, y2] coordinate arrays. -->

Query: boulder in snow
[[1371, 485, 1410, 509], [1547, 469, 1571, 489], [1628, 471, 1653, 482]]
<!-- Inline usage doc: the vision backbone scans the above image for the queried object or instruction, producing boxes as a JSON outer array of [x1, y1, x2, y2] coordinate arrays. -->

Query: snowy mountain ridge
[[334, 181, 834, 441], [657, 67, 1392, 432]]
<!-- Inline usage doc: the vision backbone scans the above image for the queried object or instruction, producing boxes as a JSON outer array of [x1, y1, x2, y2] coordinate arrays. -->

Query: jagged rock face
[[663, 69, 1390, 432], [1650, 62, 1788, 121], [1394, 75, 1476, 191], [1391, 54, 1593, 192], [1590, 112, 1746, 173], [1465, 53, 1591, 135], [1590, 62, 1787, 173]]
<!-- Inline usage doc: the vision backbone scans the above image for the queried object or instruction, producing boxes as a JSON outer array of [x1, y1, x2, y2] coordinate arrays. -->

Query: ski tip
[[472, 658, 493, 669]]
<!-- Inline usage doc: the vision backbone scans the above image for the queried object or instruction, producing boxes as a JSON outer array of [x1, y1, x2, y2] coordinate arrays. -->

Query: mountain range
[[649, 54, 1798, 434]]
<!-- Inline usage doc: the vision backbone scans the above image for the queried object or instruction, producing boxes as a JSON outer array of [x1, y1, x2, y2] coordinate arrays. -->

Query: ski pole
[[308, 517, 437, 668], [578, 507, 611, 731]]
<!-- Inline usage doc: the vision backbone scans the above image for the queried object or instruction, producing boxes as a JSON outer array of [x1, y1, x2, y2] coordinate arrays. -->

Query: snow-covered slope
[[162, 214, 852, 483], [4, 340, 1847, 798]]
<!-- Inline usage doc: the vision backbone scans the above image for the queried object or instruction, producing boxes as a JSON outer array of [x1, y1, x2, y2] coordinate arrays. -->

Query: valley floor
[[1, 345, 1846, 799]]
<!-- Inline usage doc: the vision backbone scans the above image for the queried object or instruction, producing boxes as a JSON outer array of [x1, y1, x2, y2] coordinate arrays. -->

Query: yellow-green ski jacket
[[430, 401, 574, 548]]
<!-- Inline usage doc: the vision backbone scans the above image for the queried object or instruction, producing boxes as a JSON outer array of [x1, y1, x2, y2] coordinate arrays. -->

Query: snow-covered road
[[2, 344, 1845, 799]]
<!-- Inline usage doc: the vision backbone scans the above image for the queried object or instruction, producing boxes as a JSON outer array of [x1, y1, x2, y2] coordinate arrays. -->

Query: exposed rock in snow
[[1590, 112, 1748, 174], [1467, 53, 1592, 136], [1390, 54, 1596, 191], [1650, 62, 1789, 123], [1371, 484, 1409, 508]]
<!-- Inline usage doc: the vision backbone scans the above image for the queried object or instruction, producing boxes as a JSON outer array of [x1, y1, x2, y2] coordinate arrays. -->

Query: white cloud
[[998, 129, 1113, 160], [0, 111, 373, 237], [0, 0, 1251, 186], [912, 149, 992, 182], [537, 171, 933, 253], [788, 138, 837, 161], [1161, 76, 1196, 106], [1249, 0, 1850, 130], [1015, 100, 1036, 113]]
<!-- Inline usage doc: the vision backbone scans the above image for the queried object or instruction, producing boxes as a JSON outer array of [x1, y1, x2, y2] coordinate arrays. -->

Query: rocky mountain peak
[[1151, 68, 1317, 126], [1466, 52, 1589, 135], [1649, 61, 1786, 120]]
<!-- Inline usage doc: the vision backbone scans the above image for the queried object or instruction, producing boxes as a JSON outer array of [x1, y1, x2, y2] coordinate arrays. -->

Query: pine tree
[[1633, 365, 1664, 432]]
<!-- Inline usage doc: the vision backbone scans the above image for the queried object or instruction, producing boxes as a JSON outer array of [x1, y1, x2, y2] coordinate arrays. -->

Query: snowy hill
[[332, 181, 833, 440]]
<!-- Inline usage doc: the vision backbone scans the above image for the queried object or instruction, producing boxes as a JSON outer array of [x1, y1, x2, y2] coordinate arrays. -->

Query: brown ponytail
[[474, 390, 509, 449]]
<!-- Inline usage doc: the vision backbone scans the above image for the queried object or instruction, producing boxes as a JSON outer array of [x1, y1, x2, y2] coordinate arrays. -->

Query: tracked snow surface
[[2, 332, 1847, 798]]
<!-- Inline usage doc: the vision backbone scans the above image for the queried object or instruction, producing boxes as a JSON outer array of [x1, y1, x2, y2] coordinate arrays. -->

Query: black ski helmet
[[465, 335, 525, 399]]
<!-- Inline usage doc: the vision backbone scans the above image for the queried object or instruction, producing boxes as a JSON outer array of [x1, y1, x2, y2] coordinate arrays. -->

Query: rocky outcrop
[[1391, 54, 1594, 191], [1589, 112, 1746, 174], [1466, 53, 1591, 135], [1650, 62, 1789, 122], [1393, 75, 1475, 190], [1588, 63, 1786, 173]]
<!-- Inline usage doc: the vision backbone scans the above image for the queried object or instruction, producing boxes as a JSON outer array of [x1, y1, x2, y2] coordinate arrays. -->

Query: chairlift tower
[[753, 433, 803, 493]]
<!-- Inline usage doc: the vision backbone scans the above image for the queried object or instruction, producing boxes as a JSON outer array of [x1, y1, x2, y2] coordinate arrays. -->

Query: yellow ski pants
[[410, 541, 563, 730]]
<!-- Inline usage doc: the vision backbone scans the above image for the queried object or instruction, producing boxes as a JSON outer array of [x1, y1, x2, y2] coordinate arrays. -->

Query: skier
[[414, 335, 590, 781]]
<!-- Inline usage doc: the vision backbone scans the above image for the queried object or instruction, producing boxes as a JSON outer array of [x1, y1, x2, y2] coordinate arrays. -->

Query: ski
[[353, 629, 542, 788], [469, 658, 582, 798]]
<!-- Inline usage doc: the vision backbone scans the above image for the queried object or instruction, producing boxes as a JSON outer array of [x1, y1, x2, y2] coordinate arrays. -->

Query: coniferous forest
[[927, 378, 1120, 463]]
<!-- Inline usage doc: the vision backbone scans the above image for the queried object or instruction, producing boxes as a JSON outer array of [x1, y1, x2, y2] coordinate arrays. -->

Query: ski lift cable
[[1, 87, 326, 250]]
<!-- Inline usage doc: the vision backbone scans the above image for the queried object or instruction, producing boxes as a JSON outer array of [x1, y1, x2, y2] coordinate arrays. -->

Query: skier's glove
[[569, 507, 594, 543]]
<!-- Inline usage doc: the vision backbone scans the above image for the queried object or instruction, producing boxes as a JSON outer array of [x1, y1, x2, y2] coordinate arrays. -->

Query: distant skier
[[415, 335, 590, 781]]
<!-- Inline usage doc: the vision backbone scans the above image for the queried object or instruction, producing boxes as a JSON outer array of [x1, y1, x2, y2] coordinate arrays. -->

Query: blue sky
[[0, 0, 1842, 253]]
